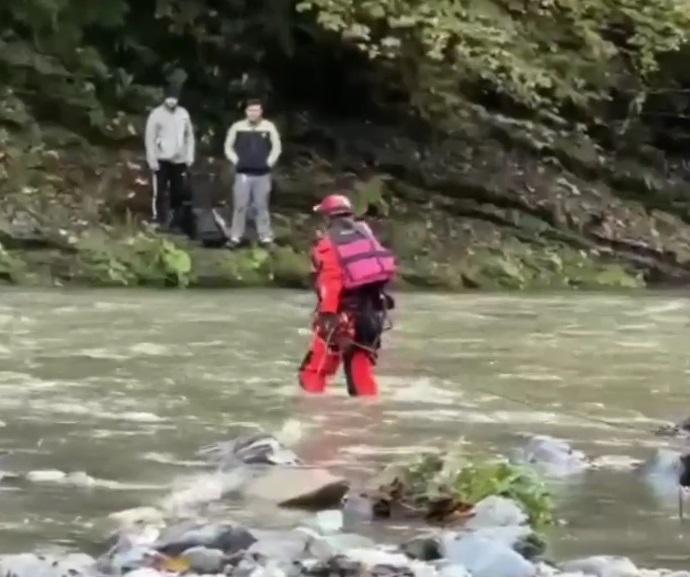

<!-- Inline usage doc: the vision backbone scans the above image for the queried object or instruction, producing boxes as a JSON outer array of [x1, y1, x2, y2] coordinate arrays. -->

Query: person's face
[[164, 97, 178, 109], [246, 104, 263, 123]]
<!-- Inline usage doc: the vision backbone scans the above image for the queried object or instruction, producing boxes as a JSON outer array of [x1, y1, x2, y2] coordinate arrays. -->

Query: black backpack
[[194, 207, 228, 247]]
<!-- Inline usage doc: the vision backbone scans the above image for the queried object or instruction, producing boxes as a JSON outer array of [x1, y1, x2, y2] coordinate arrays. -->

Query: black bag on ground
[[194, 207, 228, 247]]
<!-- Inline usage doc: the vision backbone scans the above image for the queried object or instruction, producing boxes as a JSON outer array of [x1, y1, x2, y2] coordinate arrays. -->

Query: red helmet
[[313, 194, 353, 217]]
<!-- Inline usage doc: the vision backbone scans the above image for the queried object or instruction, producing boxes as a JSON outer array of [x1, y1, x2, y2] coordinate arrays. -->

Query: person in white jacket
[[144, 85, 195, 229]]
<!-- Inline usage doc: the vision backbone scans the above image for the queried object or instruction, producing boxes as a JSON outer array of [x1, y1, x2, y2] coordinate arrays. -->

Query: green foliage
[[371, 449, 555, 528], [454, 461, 554, 528], [77, 232, 192, 287], [297, 0, 690, 118]]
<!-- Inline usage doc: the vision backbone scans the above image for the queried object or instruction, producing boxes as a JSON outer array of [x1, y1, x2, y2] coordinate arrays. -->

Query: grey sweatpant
[[229, 173, 273, 242]]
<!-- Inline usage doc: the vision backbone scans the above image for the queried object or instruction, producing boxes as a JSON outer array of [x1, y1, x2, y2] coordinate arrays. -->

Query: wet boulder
[[176, 545, 226, 574], [440, 534, 536, 577], [198, 433, 301, 469], [464, 495, 528, 529], [401, 536, 442, 561], [154, 521, 256, 556], [244, 467, 349, 509], [559, 556, 638, 577], [303, 555, 363, 577], [248, 529, 311, 561], [512, 435, 589, 477]]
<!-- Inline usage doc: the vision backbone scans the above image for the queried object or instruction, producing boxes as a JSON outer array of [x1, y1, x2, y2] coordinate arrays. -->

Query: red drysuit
[[298, 218, 392, 397]]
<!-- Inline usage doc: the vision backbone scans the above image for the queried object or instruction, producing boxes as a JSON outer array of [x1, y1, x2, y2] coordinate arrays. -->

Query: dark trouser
[[298, 289, 386, 397], [152, 161, 187, 227]]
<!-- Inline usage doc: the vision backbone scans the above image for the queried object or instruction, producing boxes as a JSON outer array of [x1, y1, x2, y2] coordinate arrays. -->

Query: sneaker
[[225, 239, 240, 250], [259, 239, 275, 249]]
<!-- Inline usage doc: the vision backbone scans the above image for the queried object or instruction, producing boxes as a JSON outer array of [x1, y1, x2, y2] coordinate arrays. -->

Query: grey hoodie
[[144, 104, 195, 169]]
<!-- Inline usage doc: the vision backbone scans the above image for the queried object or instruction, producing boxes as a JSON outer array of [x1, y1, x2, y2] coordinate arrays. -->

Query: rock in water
[[155, 522, 256, 555], [401, 536, 442, 561], [464, 496, 528, 529], [559, 556, 638, 577], [513, 436, 589, 477], [244, 467, 349, 508], [198, 433, 301, 469], [441, 534, 536, 577]]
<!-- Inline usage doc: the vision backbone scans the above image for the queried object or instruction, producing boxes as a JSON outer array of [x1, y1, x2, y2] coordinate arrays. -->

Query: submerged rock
[[198, 433, 301, 469], [559, 556, 638, 577], [513, 436, 589, 477], [244, 467, 349, 509]]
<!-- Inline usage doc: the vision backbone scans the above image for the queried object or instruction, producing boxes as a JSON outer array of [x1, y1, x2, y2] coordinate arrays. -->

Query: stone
[[123, 570, 164, 577], [303, 555, 363, 577], [155, 522, 256, 556], [438, 565, 472, 577], [401, 536, 442, 561], [440, 535, 536, 577], [308, 533, 377, 561], [345, 549, 411, 568], [559, 556, 639, 577], [513, 435, 589, 477], [180, 545, 226, 574], [248, 530, 310, 561], [243, 467, 349, 509], [198, 433, 301, 469], [306, 510, 344, 535], [464, 496, 528, 529]]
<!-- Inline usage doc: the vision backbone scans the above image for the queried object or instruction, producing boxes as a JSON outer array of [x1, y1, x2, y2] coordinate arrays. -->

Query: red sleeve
[[313, 236, 343, 314]]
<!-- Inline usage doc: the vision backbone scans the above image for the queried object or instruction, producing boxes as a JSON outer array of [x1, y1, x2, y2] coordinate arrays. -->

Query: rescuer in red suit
[[298, 194, 396, 397]]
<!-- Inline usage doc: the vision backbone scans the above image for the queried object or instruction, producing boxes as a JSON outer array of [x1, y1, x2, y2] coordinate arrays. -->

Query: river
[[1, 289, 690, 567]]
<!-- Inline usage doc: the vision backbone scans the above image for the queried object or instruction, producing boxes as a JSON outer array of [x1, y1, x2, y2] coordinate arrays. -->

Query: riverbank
[[6, 109, 690, 291]]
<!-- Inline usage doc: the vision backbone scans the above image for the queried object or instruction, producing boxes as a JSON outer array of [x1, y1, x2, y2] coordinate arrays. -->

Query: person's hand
[[149, 160, 159, 172], [317, 313, 340, 338]]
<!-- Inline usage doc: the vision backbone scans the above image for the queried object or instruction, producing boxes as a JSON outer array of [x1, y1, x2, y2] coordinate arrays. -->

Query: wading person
[[223, 99, 282, 248], [144, 84, 195, 230], [298, 194, 397, 397]]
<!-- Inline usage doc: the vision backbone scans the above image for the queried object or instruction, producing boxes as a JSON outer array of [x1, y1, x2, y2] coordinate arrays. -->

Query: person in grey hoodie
[[224, 98, 282, 248], [145, 85, 195, 229]]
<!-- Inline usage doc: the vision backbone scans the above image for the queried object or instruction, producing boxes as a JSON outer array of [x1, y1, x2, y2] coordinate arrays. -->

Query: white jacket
[[145, 105, 195, 169]]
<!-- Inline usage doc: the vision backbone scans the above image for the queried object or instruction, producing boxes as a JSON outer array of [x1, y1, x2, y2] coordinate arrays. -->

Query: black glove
[[317, 313, 340, 338], [383, 293, 395, 310]]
